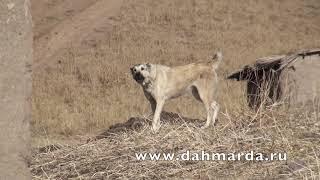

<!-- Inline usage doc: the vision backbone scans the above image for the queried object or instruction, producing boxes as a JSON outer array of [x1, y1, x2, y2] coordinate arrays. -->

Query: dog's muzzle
[[134, 73, 145, 83], [131, 69, 145, 83]]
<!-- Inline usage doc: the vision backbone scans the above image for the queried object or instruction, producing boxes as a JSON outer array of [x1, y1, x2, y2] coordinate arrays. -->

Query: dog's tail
[[211, 51, 223, 69]]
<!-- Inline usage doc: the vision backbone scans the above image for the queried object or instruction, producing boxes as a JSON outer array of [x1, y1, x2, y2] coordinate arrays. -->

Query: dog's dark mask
[[130, 64, 151, 84], [132, 71, 145, 83]]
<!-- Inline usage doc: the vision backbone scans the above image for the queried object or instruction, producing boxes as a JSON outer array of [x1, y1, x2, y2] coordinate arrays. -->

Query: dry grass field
[[31, 0, 320, 179]]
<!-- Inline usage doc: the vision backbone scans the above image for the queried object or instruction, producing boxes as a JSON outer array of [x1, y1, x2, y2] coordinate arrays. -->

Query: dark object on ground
[[38, 144, 63, 153], [227, 49, 320, 110]]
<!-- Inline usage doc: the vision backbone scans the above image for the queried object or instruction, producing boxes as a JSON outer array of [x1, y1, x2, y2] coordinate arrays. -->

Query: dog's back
[[167, 51, 222, 82]]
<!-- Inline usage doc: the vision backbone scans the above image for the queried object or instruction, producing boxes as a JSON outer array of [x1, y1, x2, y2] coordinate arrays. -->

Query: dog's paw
[[201, 124, 209, 129], [151, 127, 159, 133], [152, 124, 161, 133]]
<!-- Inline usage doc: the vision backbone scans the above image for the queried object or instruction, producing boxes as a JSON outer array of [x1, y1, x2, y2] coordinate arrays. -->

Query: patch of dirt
[[32, 0, 123, 69], [31, 0, 99, 40]]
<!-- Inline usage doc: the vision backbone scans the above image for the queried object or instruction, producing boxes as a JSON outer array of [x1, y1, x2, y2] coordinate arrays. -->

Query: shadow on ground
[[95, 111, 204, 140]]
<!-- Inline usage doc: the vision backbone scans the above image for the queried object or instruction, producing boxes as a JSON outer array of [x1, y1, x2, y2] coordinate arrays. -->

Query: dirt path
[[31, 0, 99, 39], [33, 0, 123, 69]]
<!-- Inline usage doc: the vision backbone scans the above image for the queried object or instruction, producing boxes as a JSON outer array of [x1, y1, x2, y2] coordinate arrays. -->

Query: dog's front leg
[[143, 90, 156, 115], [152, 99, 165, 133]]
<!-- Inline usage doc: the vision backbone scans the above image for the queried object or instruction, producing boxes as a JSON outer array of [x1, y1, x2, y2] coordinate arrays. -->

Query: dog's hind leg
[[202, 102, 213, 129], [210, 101, 220, 126], [192, 85, 213, 128], [152, 99, 165, 133]]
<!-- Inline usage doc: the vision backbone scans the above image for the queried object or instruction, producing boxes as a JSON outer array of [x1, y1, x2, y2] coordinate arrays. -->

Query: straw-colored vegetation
[[31, 0, 320, 179], [31, 109, 320, 179]]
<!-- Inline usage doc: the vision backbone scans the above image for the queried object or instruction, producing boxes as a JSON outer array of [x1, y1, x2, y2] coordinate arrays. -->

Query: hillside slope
[[32, 0, 123, 69], [31, 0, 320, 179], [32, 0, 320, 136]]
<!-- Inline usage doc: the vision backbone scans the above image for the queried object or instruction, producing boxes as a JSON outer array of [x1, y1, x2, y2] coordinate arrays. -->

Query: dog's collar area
[[142, 79, 153, 90]]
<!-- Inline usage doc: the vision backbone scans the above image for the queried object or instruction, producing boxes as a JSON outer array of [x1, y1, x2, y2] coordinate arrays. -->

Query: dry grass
[[32, 0, 320, 136], [30, 108, 320, 179], [31, 0, 320, 178]]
